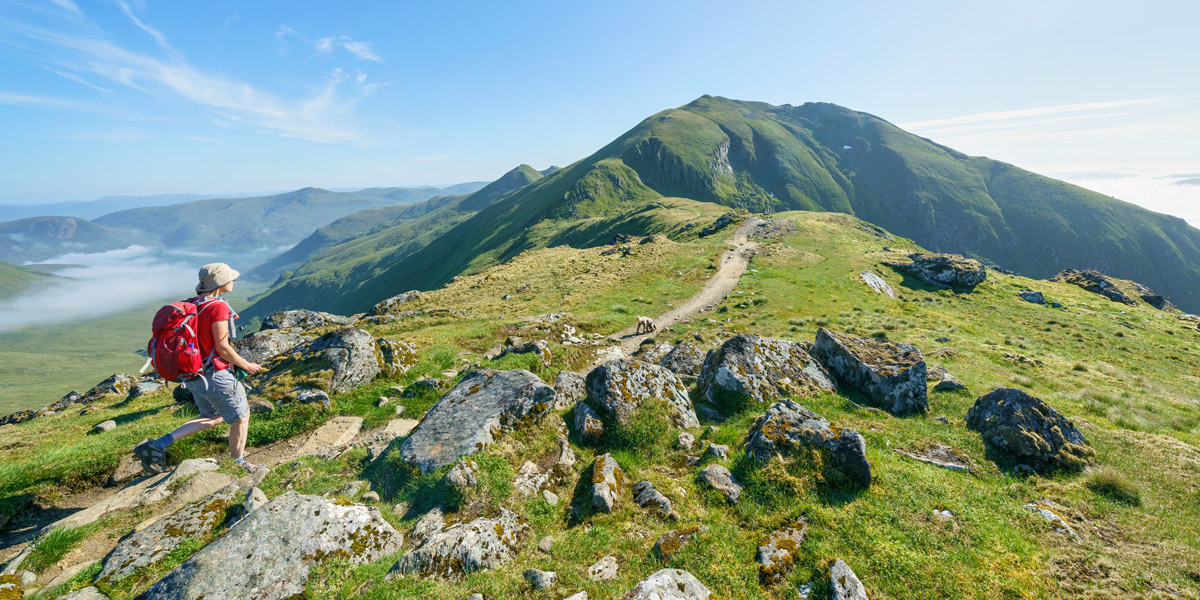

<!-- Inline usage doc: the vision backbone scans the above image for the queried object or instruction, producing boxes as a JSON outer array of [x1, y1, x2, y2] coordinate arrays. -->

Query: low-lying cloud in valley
[[0, 245, 205, 333]]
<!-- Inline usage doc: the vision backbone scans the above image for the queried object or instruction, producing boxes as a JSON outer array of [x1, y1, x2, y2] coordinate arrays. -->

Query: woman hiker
[[134, 263, 265, 473]]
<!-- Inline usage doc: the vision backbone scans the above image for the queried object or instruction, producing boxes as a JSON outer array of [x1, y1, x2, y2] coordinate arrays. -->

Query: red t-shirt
[[193, 297, 234, 371]]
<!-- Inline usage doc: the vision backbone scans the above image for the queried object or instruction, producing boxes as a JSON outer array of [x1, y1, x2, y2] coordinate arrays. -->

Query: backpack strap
[[191, 296, 236, 369]]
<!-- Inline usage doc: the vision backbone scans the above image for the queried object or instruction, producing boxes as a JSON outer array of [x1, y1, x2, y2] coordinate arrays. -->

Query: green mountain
[[0, 216, 146, 263], [0, 260, 57, 299], [245, 96, 1200, 316], [245, 165, 547, 316]]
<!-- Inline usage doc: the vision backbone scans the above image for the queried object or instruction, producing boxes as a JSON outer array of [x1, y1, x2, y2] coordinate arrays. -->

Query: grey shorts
[[186, 369, 249, 423]]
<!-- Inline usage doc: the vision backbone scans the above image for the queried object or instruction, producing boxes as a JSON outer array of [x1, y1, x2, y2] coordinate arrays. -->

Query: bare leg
[[167, 415, 223, 441], [227, 416, 249, 460]]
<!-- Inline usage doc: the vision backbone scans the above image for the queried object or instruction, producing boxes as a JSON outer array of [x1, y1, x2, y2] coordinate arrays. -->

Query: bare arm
[[212, 319, 263, 374]]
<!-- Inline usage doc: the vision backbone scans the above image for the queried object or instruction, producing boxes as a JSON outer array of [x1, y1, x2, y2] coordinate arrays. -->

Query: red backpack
[[144, 299, 222, 381]]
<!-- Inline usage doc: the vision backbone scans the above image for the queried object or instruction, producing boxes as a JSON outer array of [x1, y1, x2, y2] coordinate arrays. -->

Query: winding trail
[[593, 218, 763, 367]]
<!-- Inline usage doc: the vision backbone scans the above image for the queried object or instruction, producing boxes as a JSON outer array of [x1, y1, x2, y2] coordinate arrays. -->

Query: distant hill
[[0, 216, 148, 263], [0, 260, 58, 299], [0, 193, 226, 222]]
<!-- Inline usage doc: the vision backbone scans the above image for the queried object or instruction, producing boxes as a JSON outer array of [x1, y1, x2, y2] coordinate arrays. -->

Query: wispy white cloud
[[45, 67, 114, 94], [116, 1, 169, 49], [48, 0, 83, 18], [0, 91, 96, 109], [275, 25, 299, 40], [339, 40, 381, 62], [898, 98, 1172, 130], [314, 36, 335, 54], [309, 34, 383, 62]]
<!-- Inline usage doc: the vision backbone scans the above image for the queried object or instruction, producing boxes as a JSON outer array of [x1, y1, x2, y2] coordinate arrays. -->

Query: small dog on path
[[636, 315, 657, 333]]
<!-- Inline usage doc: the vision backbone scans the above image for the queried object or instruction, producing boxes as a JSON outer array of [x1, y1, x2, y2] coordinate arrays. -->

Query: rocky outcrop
[[1018, 289, 1045, 304], [697, 464, 742, 504], [250, 328, 401, 398], [587, 359, 699, 428], [965, 387, 1095, 472], [1050, 269, 1138, 305], [745, 399, 871, 488], [401, 369, 555, 473], [859, 271, 896, 298], [696, 335, 836, 412], [621, 568, 710, 599], [659, 342, 705, 378], [4, 372, 145, 425], [487, 338, 553, 368], [573, 401, 605, 443], [368, 290, 423, 316], [830, 559, 869, 600], [553, 371, 586, 409], [233, 328, 312, 363], [588, 556, 619, 582], [376, 338, 418, 378], [389, 508, 526, 577], [633, 480, 673, 517], [261, 309, 353, 331], [897, 252, 986, 288], [591, 453, 624, 513], [757, 518, 808, 584], [810, 328, 927, 415], [138, 492, 402, 600]]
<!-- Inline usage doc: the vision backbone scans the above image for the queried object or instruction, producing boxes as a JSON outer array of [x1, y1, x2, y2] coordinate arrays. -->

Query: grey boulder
[[830, 559, 869, 600], [251, 327, 394, 397], [1017, 289, 1046, 304], [621, 568, 710, 600], [900, 252, 986, 288], [859, 271, 896, 298], [553, 371, 587, 409], [389, 508, 526, 577], [573, 401, 605, 444], [745, 399, 871, 489], [659, 342, 705, 378], [756, 518, 808, 584], [697, 464, 741, 504], [633, 480, 673, 517], [368, 290, 423, 316], [261, 309, 352, 331], [233, 328, 313, 363], [810, 328, 927, 415], [401, 369, 555, 473], [587, 359, 699, 429], [591, 453, 624, 514], [697, 335, 835, 412], [965, 387, 1095, 472]]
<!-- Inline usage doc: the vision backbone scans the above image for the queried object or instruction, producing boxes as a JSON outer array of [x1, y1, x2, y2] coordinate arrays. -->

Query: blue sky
[[2, 1, 1198, 222]]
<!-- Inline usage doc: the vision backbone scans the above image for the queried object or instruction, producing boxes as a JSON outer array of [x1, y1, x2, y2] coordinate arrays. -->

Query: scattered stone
[[389, 508, 526, 577], [573, 401, 605, 444], [368, 290, 423, 316], [811, 328, 927, 415], [637, 341, 676, 365], [553, 371, 587, 409], [587, 359, 699, 428], [745, 399, 872, 488], [623, 568, 710, 599], [56, 587, 107, 600], [756, 518, 808, 584], [697, 464, 742, 504], [138, 492, 402, 600], [933, 508, 955, 522], [244, 487, 268, 512], [233, 328, 313, 363], [362, 491, 381, 503], [1004, 353, 1044, 366], [829, 559, 869, 600], [538, 535, 554, 554], [376, 396, 390, 407], [895, 445, 972, 472], [965, 388, 1095, 472], [658, 342, 705, 378], [897, 252, 986, 288], [933, 373, 967, 392], [859, 271, 896, 299], [468, 595, 483, 600], [1051, 269, 1138, 305], [377, 338, 419, 378], [706, 444, 729, 460], [248, 397, 275, 414], [542, 490, 559, 506], [633, 480, 673, 517], [127, 381, 162, 400], [935, 337, 950, 343], [93, 420, 116, 433], [16, 571, 33, 588], [652, 527, 704, 562], [552, 434, 576, 478], [513, 461, 550, 496], [1025, 499, 1078, 538], [934, 416, 950, 424], [337, 480, 367, 499], [394, 405, 406, 416], [591, 453, 624, 514], [1018, 289, 1046, 304], [294, 388, 331, 411], [677, 432, 696, 451], [401, 369, 555, 473], [444, 459, 479, 491], [522, 568, 556, 591], [696, 334, 835, 412], [587, 556, 619, 582]]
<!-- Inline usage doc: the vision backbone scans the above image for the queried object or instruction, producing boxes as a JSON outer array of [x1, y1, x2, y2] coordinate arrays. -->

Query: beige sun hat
[[196, 262, 240, 294]]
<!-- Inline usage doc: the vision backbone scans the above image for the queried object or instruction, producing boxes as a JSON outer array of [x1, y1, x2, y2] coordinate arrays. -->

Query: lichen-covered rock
[[588, 556, 619, 582], [933, 373, 967, 392], [830, 559, 869, 600], [368, 290, 423, 316], [894, 444, 971, 472], [1024, 499, 1078, 537], [552, 435, 576, 478], [636, 341, 675, 365], [97, 483, 245, 585], [677, 432, 696, 450], [697, 464, 742, 504], [757, 518, 808, 584], [1050, 269, 1138, 305], [697, 335, 835, 413], [389, 508, 526, 577], [859, 271, 896, 298], [811, 328, 927, 415], [633, 480, 673, 517], [652, 527, 704, 561], [233, 328, 313, 363], [82, 372, 138, 403], [659, 342, 705, 378], [591, 453, 624, 513], [55, 586, 107, 599], [524, 568, 557, 590], [376, 338, 418, 378], [444, 459, 479, 491], [587, 359, 699, 429], [261, 309, 353, 330], [554, 371, 586, 409], [250, 328, 389, 398], [965, 387, 1095, 472], [401, 369, 555, 473], [573, 401, 605, 444], [621, 568, 710, 599], [513, 461, 550, 496], [1018, 289, 1046, 304], [745, 399, 871, 489], [900, 252, 986, 288], [138, 492, 401, 600]]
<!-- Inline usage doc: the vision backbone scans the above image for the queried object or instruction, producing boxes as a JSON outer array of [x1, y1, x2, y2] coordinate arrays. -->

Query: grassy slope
[[12, 211, 1200, 599], [0, 261, 57, 300], [0, 217, 145, 263]]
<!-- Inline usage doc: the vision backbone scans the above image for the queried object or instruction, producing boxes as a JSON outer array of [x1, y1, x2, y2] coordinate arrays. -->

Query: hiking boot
[[133, 439, 166, 474]]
